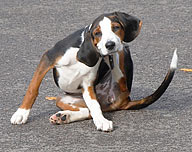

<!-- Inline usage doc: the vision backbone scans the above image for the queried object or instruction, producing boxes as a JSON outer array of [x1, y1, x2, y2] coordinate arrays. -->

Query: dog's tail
[[124, 49, 178, 110]]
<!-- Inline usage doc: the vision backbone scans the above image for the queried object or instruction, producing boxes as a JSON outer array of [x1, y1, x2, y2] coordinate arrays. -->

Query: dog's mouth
[[99, 49, 118, 70], [106, 50, 118, 55], [100, 50, 118, 57], [100, 53, 115, 70]]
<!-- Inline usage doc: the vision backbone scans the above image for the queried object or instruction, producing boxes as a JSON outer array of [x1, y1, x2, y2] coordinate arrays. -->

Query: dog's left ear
[[77, 31, 100, 67], [115, 12, 142, 42]]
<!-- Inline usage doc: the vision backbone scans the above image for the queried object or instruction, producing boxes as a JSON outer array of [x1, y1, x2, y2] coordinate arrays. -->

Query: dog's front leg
[[82, 85, 113, 132]]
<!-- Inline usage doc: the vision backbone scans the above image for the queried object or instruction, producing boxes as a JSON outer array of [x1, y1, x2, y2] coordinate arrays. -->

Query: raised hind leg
[[49, 95, 91, 124]]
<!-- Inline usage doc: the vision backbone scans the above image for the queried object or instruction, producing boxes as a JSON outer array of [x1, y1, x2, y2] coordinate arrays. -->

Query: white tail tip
[[170, 48, 178, 69]]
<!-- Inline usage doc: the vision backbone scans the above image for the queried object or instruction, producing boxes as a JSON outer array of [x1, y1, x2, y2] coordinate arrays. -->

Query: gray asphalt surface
[[0, 0, 192, 151]]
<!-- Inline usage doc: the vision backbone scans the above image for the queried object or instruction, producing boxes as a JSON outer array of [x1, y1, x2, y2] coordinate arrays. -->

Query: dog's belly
[[56, 65, 84, 93]]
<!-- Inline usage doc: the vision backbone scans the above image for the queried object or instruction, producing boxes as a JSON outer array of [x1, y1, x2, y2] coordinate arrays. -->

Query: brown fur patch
[[135, 20, 142, 38], [116, 51, 128, 93], [118, 77, 127, 92], [56, 101, 80, 111], [19, 52, 61, 110], [92, 26, 102, 45], [111, 22, 125, 41], [88, 86, 97, 100], [73, 100, 87, 108]]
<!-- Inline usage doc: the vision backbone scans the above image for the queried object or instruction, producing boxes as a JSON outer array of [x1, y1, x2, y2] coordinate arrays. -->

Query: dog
[[11, 12, 178, 132]]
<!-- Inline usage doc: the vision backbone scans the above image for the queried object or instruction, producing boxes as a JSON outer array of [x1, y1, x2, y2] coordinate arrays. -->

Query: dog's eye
[[112, 26, 120, 32], [95, 31, 102, 37]]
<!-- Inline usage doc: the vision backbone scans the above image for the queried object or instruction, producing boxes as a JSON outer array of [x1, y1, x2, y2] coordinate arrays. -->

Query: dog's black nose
[[105, 41, 115, 50]]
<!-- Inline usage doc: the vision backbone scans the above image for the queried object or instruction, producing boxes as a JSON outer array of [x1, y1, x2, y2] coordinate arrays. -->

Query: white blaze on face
[[97, 17, 123, 56]]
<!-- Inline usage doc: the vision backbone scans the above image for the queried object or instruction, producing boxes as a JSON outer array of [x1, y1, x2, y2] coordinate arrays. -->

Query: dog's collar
[[101, 54, 114, 70], [108, 55, 114, 70]]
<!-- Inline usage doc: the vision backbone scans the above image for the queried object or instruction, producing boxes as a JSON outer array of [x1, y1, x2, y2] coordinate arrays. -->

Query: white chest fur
[[55, 47, 99, 93]]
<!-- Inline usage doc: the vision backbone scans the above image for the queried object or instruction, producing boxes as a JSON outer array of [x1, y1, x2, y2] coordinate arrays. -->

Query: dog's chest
[[54, 47, 97, 93]]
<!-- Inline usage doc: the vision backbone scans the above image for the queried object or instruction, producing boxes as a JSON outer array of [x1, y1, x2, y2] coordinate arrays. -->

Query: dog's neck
[[108, 55, 114, 70], [102, 55, 114, 70]]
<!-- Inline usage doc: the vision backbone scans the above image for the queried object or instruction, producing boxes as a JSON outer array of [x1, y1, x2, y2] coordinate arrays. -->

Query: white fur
[[170, 48, 178, 70], [81, 30, 85, 43], [69, 108, 90, 122], [104, 53, 124, 82], [88, 24, 92, 30], [56, 47, 95, 93], [97, 17, 123, 55], [56, 47, 79, 66], [112, 53, 124, 81], [55, 46, 113, 131], [60, 95, 83, 104], [10, 108, 30, 124], [82, 86, 113, 131], [77, 60, 114, 131]]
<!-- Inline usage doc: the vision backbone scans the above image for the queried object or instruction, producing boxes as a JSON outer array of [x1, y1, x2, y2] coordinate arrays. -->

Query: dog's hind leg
[[11, 50, 56, 124], [50, 95, 91, 124]]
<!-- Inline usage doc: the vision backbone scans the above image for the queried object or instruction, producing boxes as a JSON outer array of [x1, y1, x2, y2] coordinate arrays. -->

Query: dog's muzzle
[[105, 41, 115, 50]]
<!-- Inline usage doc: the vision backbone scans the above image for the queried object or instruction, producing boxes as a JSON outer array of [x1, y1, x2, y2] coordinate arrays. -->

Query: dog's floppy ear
[[77, 31, 100, 67], [115, 12, 142, 42]]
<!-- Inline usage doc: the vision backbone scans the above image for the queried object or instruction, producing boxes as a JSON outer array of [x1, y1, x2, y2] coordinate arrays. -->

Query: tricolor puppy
[[11, 12, 178, 132]]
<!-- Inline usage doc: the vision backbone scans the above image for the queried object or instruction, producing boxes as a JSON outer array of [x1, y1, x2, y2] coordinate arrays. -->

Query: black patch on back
[[46, 28, 85, 64], [46, 27, 86, 88]]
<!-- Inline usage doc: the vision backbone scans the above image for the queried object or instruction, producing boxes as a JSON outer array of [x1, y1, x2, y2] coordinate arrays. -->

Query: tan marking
[[56, 101, 80, 111], [19, 51, 60, 110], [113, 51, 128, 92], [120, 98, 145, 110], [20, 60, 53, 109], [56, 99, 91, 118], [92, 26, 102, 45], [81, 88, 84, 93], [111, 22, 121, 28], [111, 22, 125, 41], [139, 21, 142, 32], [73, 100, 87, 108], [54, 67, 60, 77], [88, 86, 97, 100], [107, 15, 116, 19], [135, 20, 142, 37], [118, 77, 127, 92], [106, 92, 130, 112]]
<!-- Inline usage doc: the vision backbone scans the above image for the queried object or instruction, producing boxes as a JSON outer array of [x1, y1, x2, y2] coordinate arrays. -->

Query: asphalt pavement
[[0, 0, 192, 151]]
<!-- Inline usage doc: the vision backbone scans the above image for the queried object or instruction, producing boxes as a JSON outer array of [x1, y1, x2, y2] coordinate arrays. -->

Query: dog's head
[[77, 12, 142, 67]]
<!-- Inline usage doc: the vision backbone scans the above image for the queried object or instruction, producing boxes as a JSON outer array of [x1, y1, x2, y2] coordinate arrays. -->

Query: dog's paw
[[49, 111, 71, 125], [10, 108, 30, 124], [93, 116, 113, 132]]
